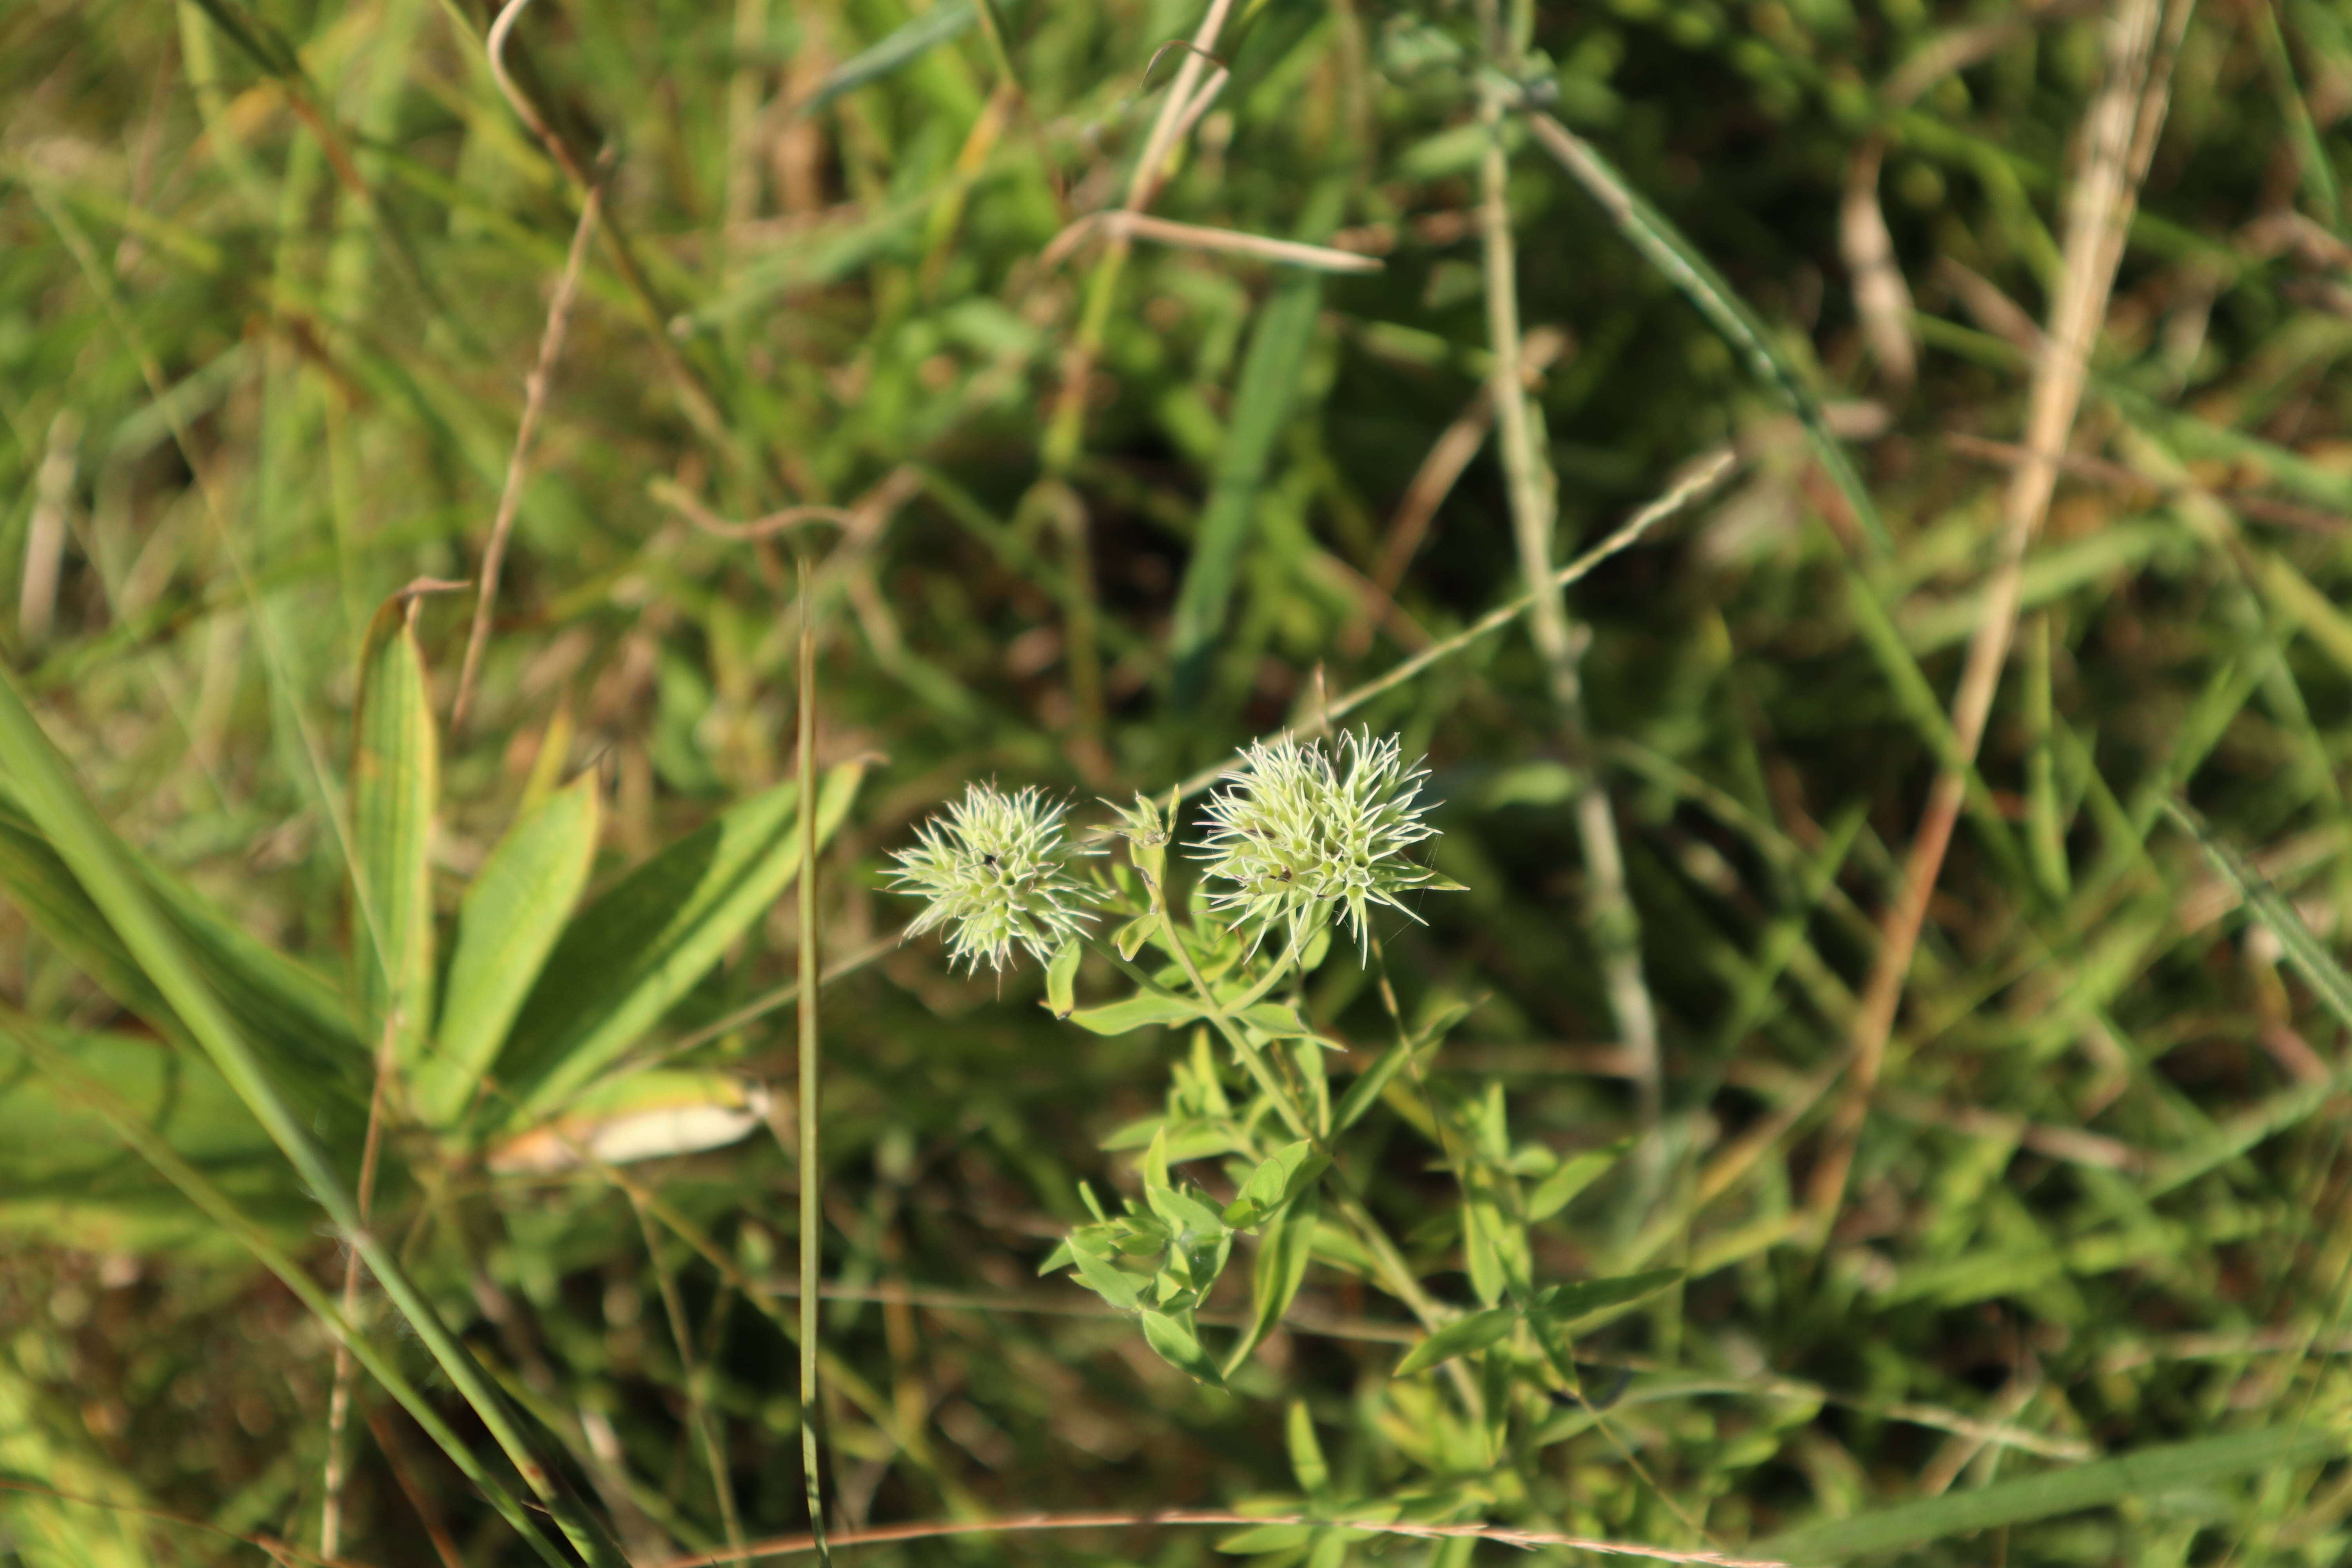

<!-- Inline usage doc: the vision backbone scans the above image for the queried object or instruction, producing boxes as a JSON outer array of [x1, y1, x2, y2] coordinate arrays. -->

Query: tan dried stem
[[486, 0, 588, 185], [1807, 0, 2193, 1238], [451, 177, 605, 732], [1041, 209, 1384, 274]]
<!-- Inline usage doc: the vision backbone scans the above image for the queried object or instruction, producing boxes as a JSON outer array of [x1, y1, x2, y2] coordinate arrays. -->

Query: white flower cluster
[[887, 732, 1448, 973], [1193, 730, 1441, 958], [885, 784, 1098, 974]]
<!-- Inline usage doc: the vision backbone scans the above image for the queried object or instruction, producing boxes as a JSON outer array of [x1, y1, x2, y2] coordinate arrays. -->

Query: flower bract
[[1192, 730, 1446, 958], [887, 784, 1098, 973]]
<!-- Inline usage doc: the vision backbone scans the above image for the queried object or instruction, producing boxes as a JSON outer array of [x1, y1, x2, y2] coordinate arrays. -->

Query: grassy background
[[5, 0, 2352, 1563]]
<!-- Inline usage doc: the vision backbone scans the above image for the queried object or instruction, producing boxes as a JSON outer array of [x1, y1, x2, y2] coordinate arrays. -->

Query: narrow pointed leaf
[[1758, 1426, 2339, 1563], [1393, 1303, 1519, 1377], [1067, 991, 1203, 1035], [1044, 938, 1081, 1020], [350, 597, 438, 1068], [419, 775, 601, 1129], [495, 761, 865, 1122], [1531, 1267, 1682, 1322], [1526, 1138, 1630, 1222], [1225, 1188, 1318, 1376], [1223, 1139, 1327, 1227], [1139, 1307, 1226, 1387]]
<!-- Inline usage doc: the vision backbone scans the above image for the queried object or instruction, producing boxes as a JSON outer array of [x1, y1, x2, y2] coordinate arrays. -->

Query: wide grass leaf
[[350, 597, 438, 1069], [417, 775, 601, 1129], [493, 761, 865, 1122], [1756, 1426, 2341, 1563], [0, 794, 365, 1117], [0, 1016, 293, 1248]]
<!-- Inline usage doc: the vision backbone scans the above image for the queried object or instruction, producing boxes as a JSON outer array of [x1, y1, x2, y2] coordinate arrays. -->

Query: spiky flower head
[[1193, 729, 1446, 958], [887, 784, 1098, 974]]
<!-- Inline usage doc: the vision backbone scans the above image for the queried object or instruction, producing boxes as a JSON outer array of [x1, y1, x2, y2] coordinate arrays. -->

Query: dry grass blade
[[1807, 0, 2193, 1236], [1044, 211, 1385, 274], [452, 177, 605, 733], [646, 1510, 1791, 1568]]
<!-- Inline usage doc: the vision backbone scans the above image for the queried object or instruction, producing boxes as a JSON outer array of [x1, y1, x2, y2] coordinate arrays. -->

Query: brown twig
[[1807, 0, 2193, 1238], [451, 176, 605, 732], [647, 1511, 1789, 1568]]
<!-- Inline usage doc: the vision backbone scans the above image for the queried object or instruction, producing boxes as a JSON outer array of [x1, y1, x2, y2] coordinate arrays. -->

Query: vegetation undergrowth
[[5, 0, 2352, 1566]]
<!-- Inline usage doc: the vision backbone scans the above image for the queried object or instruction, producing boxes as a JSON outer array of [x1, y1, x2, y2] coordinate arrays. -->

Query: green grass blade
[[0, 1008, 569, 1564], [2164, 799, 2352, 1034], [0, 669, 621, 1568], [798, 0, 975, 116], [350, 597, 438, 1071], [495, 760, 867, 1121], [1755, 1426, 2341, 1563], [0, 1020, 290, 1248], [1169, 268, 1328, 704], [417, 773, 601, 1129], [0, 794, 367, 1110], [1523, 113, 1889, 554]]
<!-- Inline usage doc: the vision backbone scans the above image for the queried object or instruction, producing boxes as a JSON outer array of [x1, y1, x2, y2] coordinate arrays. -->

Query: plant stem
[[1475, 22, 1663, 1138], [795, 563, 832, 1568]]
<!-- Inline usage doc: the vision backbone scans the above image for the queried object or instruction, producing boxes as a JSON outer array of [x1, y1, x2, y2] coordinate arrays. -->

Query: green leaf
[[1393, 1304, 1518, 1377], [1113, 913, 1155, 962], [350, 597, 439, 1069], [1285, 1400, 1328, 1495], [0, 666, 604, 1568], [797, 0, 975, 116], [0, 1018, 291, 1247], [1531, 1268, 1682, 1323], [2164, 799, 2352, 1034], [1334, 1037, 1418, 1133], [1216, 1524, 1316, 1554], [1067, 991, 1203, 1036], [1067, 1239, 1143, 1312], [1526, 1138, 1629, 1222], [1462, 1191, 1510, 1307], [1147, 1180, 1232, 1238], [1225, 1187, 1318, 1376], [1757, 1427, 2340, 1563], [494, 761, 866, 1122], [1138, 1307, 1226, 1387], [1043, 938, 1081, 1020], [0, 788, 365, 1119], [1238, 1000, 1312, 1038], [417, 776, 601, 1129], [1223, 1138, 1327, 1227], [1169, 250, 1333, 702]]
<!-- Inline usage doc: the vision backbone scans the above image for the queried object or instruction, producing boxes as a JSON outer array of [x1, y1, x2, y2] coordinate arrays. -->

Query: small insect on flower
[[886, 783, 1099, 974], [1194, 729, 1453, 959]]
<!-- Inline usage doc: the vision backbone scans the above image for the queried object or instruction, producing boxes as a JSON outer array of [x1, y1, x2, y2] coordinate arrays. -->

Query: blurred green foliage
[[4, 0, 2352, 1564]]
